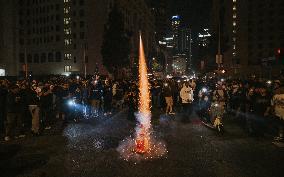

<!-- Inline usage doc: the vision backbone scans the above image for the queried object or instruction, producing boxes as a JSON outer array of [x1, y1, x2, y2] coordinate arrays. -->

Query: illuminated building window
[[233, 6, 236, 11], [64, 0, 70, 3], [64, 53, 72, 60], [64, 28, 72, 35], [233, 13, 237, 18], [233, 0, 237, 2], [233, 37, 236, 42], [233, 30, 236, 33], [64, 39, 72, 45], [64, 18, 71, 25], [64, 65, 72, 72], [233, 45, 236, 50], [64, 7, 70, 14], [233, 52, 236, 56], [233, 21, 236, 26]]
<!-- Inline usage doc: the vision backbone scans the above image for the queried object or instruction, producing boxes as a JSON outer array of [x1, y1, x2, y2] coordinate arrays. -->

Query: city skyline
[[0, 0, 283, 78]]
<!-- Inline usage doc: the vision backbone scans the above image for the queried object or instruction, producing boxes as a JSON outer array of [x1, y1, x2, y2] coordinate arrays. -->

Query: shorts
[[165, 97, 173, 106]]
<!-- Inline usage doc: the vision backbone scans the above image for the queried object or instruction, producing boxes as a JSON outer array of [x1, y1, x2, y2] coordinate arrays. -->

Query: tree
[[101, 4, 130, 74]]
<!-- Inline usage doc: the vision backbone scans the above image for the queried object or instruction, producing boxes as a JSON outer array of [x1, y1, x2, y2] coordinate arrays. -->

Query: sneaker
[[45, 126, 52, 130], [4, 136, 10, 141]]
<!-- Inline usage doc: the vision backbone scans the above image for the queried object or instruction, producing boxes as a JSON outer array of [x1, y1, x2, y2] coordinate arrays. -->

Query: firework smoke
[[117, 33, 167, 162]]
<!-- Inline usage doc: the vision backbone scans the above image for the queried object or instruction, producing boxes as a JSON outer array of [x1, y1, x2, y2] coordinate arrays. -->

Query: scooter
[[211, 102, 225, 134]]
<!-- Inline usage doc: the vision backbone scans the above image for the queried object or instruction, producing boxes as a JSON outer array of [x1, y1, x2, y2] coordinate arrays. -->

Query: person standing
[[27, 84, 41, 135], [0, 80, 8, 135], [213, 84, 226, 110], [5, 85, 24, 141], [103, 80, 113, 116], [251, 86, 271, 136], [180, 82, 194, 118], [40, 84, 54, 129], [163, 81, 174, 115], [271, 80, 284, 141], [89, 79, 102, 117]]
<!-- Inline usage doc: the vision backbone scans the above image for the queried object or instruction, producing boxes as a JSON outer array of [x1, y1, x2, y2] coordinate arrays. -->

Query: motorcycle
[[210, 102, 225, 134]]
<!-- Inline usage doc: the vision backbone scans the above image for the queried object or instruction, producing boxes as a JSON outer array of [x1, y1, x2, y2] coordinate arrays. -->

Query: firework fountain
[[117, 33, 167, 162]]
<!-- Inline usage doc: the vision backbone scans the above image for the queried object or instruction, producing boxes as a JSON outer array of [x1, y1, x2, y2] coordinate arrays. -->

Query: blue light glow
[[172, 15, 180, 20]]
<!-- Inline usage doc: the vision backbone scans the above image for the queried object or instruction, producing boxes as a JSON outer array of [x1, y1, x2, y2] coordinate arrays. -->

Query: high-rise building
[[197, 28, 211, 47], [171, 15, 192, 71], [212, 0, 284, 76], [0, 0, 17, 76], [171, 15, 181, 53], [146, 0, 169, 43], [15, 0, 98, 75], [1, 0, 154, 76]]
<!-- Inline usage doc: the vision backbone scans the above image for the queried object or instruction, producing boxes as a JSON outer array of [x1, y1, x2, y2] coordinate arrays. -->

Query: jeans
[[5, 112, 22, 137], [0, 107, 5, 134], [41, 107, 53, 127]]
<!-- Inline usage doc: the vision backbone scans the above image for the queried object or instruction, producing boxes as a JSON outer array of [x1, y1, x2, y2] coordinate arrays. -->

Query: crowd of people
[[195, 77, 284, 140], [0, 76, 132, 141], [0, 74, 284, 142]]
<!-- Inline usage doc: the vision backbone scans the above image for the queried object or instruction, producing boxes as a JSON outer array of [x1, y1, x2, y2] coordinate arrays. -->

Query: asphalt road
[[0, 110, 283, 177]]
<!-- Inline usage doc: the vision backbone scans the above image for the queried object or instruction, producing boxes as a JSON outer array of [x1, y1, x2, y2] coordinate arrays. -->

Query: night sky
[[166, 0, 212, 36]]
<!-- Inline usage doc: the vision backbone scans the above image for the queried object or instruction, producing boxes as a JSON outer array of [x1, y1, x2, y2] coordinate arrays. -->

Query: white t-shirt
[[180, 86, 193, 103], [272, 94, 284, 120]]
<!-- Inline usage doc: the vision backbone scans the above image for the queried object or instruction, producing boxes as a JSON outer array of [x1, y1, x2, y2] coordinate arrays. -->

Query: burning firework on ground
[[117, 33, 167, 162]]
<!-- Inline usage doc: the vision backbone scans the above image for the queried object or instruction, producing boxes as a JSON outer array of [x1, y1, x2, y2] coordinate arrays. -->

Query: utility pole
[[188, 27, 192, 73], [24, 46, 28, 80], [216, 21, 222, 71], [83, 44, 86, 78], [83, 43, 87, 78]]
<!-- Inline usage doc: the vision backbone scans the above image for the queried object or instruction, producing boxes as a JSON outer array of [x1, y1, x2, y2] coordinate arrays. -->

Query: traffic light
[[275, 48, 283, 64]]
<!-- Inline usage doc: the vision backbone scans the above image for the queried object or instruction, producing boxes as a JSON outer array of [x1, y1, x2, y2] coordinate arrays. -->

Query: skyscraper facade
[[1, 0, 154, 76], [0, 0, 17, 76], [212, 0, 284, 76], [171, 15, 192, 72]]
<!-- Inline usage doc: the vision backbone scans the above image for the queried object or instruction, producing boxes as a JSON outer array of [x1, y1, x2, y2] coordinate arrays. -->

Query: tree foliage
[[101, 4, 130, 74]]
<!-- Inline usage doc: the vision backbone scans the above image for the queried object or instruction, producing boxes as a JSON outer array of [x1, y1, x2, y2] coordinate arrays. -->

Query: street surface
[[1, 110, 283, 177]]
